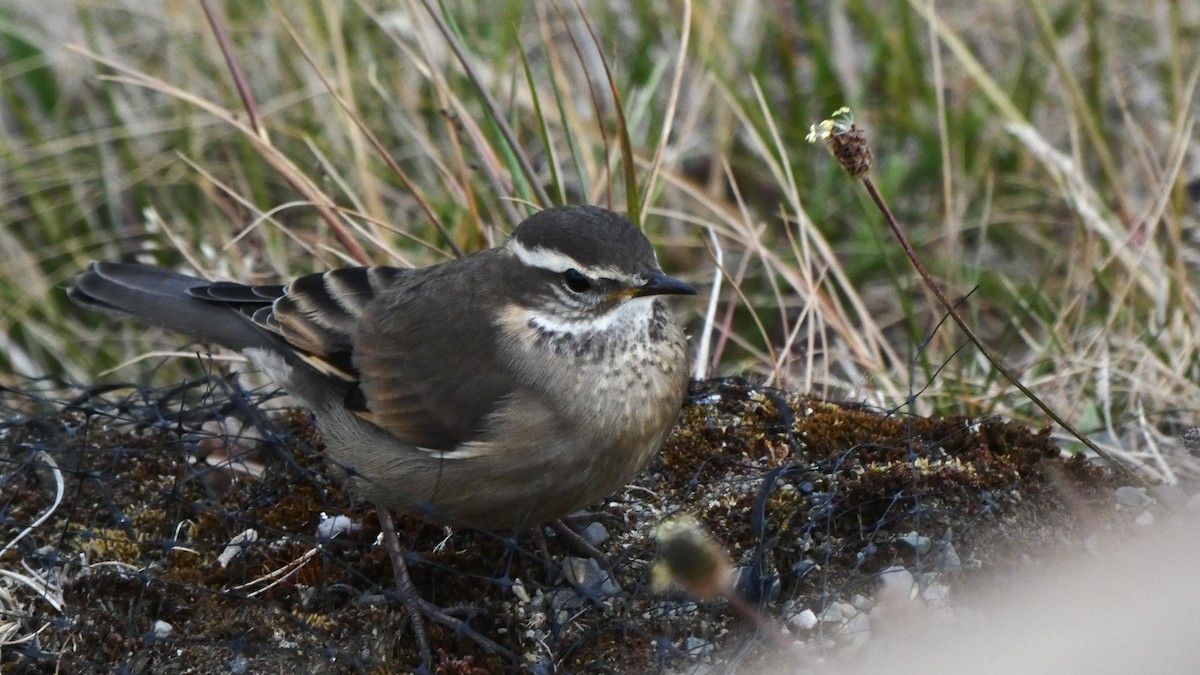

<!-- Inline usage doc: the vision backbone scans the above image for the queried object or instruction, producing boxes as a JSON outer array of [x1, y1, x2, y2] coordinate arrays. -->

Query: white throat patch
[[524, 296, 654, 336]]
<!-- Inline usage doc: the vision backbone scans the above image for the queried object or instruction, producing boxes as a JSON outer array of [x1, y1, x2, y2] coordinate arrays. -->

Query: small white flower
[[806, 106, 854, 143]]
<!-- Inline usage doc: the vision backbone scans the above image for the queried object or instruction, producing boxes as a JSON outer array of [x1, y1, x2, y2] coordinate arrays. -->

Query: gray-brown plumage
[[70, 205, 694, 530]]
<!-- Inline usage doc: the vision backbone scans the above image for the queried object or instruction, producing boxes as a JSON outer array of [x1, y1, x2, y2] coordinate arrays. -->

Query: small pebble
[[577, 522, 609, 547], [930, 541, 962, 570], [788, 609, 818, 631], [895, 532, 932, 555], [841, 612, 871, 646], [512, 578, 530, 603], [1115, 486, 1153, 509], [561, 556, 620, 598], [819, 603, 844, 623], [684, 637, 713, 657], [217, 529, 258, 568], [316, 512, 358, 539], [877, 566, 917, 602], [851, 593, 873, 612], [922, 581, 951, 607]]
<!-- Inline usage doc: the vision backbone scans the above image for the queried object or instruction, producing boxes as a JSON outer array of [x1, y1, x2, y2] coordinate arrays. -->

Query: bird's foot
[[376, 509, 515, 667]]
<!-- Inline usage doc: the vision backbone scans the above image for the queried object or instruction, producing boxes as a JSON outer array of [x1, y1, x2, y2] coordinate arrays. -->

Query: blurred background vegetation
[[2, 0, 1197, 479]]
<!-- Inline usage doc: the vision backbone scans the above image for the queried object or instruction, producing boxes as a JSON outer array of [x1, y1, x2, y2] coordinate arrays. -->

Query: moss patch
[[1, 377, 1137, 672]]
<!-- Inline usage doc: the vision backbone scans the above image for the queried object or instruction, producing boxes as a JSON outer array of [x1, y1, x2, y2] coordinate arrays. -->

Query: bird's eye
[[562, 268, 590, 293]]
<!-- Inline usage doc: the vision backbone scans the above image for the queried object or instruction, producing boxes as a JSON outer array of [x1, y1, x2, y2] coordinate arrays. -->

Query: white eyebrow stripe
[[507, 239, 628, 280]]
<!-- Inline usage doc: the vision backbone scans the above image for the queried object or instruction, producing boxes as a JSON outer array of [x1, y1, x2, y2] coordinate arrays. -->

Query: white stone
[[788, 608, 819, 631], [923, 581, 951, 607], [851, 593, 874, 612], [512, 578, 530, 603], [877, 566, 917, 602], [217, 529, 258, 568], [841, 612, 871, 647], [316, 512, 358, 539], [820, 603, 844, 623]]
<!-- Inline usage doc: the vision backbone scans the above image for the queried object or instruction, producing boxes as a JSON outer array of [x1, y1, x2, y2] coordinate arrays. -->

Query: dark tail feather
[[69, 262, 276, 352]]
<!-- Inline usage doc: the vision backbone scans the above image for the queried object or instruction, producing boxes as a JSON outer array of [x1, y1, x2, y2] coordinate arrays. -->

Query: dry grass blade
[[571, 0, 640, 222], [66, 46, 373, 265], [416, 0, 551, 214], [199, 0, 266, 141], [264, 0, 462, 257], [639, 0, 692, 221]]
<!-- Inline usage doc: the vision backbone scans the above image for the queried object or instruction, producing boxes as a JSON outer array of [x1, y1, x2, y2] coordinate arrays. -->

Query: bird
[[69, 204, 695, 662]]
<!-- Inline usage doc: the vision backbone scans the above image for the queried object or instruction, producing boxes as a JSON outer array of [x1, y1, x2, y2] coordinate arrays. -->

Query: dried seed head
[[651, 515, 733, 598], [807, 107, 872, 178]]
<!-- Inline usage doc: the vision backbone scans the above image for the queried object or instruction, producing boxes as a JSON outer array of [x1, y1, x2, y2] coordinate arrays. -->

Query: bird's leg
[[377, 509, 432, 664], [530, 527, 559, 579], [376, 509, 514, 664]]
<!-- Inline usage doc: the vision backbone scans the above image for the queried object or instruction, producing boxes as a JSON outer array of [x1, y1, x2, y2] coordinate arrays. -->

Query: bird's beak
[[632, 271, 696, 298]]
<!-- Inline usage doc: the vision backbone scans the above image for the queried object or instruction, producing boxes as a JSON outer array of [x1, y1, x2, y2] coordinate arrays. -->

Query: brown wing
[[349, 251, 518, 451], [196, 255, 516, 450]]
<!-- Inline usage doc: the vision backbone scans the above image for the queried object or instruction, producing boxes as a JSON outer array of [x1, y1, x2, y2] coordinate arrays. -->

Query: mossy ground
[[1, 377, 1135, 673]]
